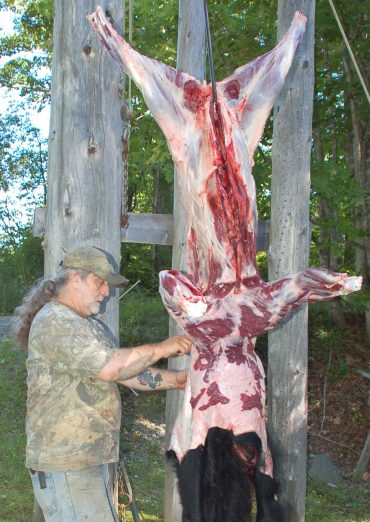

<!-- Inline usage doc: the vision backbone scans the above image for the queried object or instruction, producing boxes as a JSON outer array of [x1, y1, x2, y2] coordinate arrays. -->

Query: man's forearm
[[97, 344, 163, 382], [96, 335, 192, 383], [119, 368, 180, 391]]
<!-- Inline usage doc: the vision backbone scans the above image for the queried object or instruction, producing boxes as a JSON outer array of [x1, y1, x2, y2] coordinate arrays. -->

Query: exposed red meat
[[88, 3, 362, 499]]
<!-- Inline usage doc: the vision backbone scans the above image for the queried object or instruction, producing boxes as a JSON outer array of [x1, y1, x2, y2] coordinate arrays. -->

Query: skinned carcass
[[88, 7, 362, 521]]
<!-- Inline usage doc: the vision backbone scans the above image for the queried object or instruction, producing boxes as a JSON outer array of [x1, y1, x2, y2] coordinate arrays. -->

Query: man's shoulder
[[31, 302, 87, 336]]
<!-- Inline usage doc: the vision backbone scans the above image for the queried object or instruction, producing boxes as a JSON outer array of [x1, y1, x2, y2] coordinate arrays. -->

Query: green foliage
[[311, 158, 367, 270], [306, 478, 370, 521], [0, 0, 53, 109], [307, 302, 367, 382], [0, 106, 46, 314], [0, 0, 368, 320], [312, 0, 369, 279], [120, 244, 172, 295], [0, 107, 47, 201], [0, 232, 44, 314]]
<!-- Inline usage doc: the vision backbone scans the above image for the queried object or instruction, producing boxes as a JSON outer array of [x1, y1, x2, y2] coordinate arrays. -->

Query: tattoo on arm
[[137, 369, 163, 389]]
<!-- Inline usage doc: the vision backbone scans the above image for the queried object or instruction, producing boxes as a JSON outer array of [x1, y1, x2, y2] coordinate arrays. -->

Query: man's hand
[[156, 335, 192, 359], [175, 369, 188, 390]]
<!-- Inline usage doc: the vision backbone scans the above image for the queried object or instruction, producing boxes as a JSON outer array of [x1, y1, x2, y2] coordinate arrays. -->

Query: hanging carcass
[[88, 7, 362, 521]]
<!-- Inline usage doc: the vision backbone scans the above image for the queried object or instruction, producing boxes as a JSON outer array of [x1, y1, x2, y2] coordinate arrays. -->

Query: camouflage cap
[[61, 246, 128, 287]]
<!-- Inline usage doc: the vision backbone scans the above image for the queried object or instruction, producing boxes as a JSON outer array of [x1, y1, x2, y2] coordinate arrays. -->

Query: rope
[[328, 0, 370, 105], [203, 0, 217, 104], [128, 0, 133, 102], [117, 460, 142, 522]]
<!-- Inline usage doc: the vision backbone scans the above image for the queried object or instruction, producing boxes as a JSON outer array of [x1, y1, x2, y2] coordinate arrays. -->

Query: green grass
[[0, 340, 34, 522], [119, 391, 167, 521], [119, 290, 169, 346], [306, 478, 370, 521]]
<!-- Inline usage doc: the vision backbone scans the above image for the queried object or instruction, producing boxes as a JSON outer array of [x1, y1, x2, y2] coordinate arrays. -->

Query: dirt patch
[[307, 325, 369, 477]]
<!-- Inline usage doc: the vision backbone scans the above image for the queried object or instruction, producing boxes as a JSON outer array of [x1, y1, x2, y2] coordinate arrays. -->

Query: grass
[[306, 479, 370, 521], [0, 340, 33, 522], [118, 391, 167, 521], [0, 291, 369, 521], [119, 289, 169, 346]]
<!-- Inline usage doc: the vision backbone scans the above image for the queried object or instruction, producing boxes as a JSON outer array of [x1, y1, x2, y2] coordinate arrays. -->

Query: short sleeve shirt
[[26, 301, 121, 471]]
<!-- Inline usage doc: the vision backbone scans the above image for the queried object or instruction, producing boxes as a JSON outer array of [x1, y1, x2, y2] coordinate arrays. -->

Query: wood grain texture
[[268, 1, 316, 521], [35, 209, 271, 250], [44, 0, 123, 337], [164, 1, 206, 520]]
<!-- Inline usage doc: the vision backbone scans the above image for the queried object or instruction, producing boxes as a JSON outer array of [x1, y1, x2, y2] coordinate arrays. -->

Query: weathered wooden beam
[[33, 208, 46, 238], [355, 431, 370, 477], [34, 207, 270, 251], [121, 213, 174, 245], [268, 1, 315, 521]]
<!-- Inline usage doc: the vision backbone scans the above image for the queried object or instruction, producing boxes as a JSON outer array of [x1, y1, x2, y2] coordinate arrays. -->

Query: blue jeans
[[30, 464, 119, 521]]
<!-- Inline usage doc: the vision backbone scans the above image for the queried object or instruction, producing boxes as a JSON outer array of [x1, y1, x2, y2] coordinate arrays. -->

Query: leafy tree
[[0, 106, 47, 311], [0, 107, 47, 244], [0, 231, 44, 313], [0, 0, 52, 109]]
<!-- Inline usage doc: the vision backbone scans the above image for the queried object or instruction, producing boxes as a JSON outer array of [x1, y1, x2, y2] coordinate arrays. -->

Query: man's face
[[76, 272, 110, 316]]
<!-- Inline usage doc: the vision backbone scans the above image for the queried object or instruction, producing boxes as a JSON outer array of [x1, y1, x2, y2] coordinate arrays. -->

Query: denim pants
[[30, 464, 119, 521]]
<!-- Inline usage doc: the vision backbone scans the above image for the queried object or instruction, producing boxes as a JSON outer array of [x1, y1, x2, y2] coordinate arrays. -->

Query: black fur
[[167, 428, 284, 522]]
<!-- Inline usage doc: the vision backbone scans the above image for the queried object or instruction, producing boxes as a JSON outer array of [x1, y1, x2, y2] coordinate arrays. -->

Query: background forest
[[0, 0, 368, 324]]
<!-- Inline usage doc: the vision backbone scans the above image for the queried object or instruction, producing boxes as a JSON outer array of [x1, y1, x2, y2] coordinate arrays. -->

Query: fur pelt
[[167, 427, 284, 522]]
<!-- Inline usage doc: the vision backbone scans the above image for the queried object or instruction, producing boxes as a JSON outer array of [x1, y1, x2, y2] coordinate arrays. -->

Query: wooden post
[[164, 1, 206, 520], [43, 0, 123, 336], [34, 1, 123, 520], [268, 1, 315, 521], [32, 500, 45, 522]]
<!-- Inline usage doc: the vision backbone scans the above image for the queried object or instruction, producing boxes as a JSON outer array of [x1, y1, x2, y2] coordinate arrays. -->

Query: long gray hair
[[12, 267, 89, 348]]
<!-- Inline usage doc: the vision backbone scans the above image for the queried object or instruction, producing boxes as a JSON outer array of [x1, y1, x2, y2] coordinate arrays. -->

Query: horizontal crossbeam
[[33, 208, 270, 251]]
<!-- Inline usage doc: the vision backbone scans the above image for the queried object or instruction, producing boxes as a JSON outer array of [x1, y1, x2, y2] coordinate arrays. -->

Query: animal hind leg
[[167, 449, 203, 522]]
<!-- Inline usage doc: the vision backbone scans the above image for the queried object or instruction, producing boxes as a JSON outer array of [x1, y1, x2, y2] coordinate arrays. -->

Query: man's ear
[[69, 270, 82, 289]]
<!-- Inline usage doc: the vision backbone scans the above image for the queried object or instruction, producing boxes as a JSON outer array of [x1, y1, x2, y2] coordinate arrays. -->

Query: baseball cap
[[61, 246, 128, 287]]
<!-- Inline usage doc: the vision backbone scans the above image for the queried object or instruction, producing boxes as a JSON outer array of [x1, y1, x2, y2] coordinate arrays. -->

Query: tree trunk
[[35, 1, 123, 520], [342, 43, 370, 345], [268, 1, 315, 521], [164, 2, 206, 520]]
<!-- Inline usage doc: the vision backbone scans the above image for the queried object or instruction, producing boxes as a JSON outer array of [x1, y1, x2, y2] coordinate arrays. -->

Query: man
[[13, 245, 192, 521]]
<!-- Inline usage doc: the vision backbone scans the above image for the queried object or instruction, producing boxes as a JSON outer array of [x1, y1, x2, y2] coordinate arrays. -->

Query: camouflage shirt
[[26, 301, 121, 471]]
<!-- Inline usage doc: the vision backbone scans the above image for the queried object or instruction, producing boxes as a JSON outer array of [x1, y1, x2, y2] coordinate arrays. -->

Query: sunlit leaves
[[0, 0, 52, 107]]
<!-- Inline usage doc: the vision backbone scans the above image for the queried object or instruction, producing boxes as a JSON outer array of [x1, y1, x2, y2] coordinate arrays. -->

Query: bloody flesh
[[88, 3, 362, 488]]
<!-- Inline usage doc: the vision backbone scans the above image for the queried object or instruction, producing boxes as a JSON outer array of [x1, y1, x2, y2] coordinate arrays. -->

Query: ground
[[307, 323, 369, 477]]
